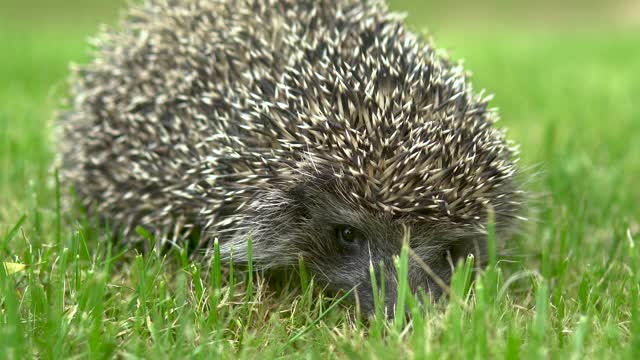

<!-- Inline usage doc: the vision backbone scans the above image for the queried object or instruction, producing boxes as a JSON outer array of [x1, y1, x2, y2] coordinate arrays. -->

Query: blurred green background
[[1, 0, 638, 28]]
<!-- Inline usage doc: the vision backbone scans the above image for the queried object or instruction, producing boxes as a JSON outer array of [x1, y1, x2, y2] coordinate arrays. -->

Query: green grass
[[1, 4, 640, 358]]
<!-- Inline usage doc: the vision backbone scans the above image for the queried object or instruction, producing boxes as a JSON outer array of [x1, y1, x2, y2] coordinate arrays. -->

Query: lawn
[[1, 1, 640, 358]]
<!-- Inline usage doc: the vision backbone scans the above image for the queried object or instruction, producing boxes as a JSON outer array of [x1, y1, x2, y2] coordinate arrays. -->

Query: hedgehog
[[58, 0, 523, 315]]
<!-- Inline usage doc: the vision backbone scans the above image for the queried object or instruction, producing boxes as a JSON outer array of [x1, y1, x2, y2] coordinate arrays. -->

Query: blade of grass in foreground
[[279, 288, 354, 354], [244, 234, 254, 329], [245, 234, 253, 303], [394, 239, 410, 332], [0, 251, 26, 358], [369, 259, 386, 338], [208, 238, 222, 327], [1, 214, 27, 248], [483, 207, 500, 306], [298, 255, 316, 313]]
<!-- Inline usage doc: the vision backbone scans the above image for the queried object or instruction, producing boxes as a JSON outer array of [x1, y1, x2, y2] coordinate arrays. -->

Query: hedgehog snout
[[353, 257, 400, 317], [322, 231, 474, 317]]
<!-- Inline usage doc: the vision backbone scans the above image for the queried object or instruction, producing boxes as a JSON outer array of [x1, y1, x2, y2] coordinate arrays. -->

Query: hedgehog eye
[[336, 225, 359, 245]]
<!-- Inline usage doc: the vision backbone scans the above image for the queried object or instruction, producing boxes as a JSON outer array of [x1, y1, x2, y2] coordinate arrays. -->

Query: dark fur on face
[[220, 176, 515, 315]]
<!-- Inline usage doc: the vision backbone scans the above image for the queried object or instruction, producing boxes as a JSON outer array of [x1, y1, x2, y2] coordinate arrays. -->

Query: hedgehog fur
[[59, 0, 523, 314]]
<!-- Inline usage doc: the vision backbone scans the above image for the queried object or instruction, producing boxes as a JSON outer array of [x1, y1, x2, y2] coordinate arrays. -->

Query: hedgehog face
[[223, 181, 487, 316], [301, 196, 486, 316]]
